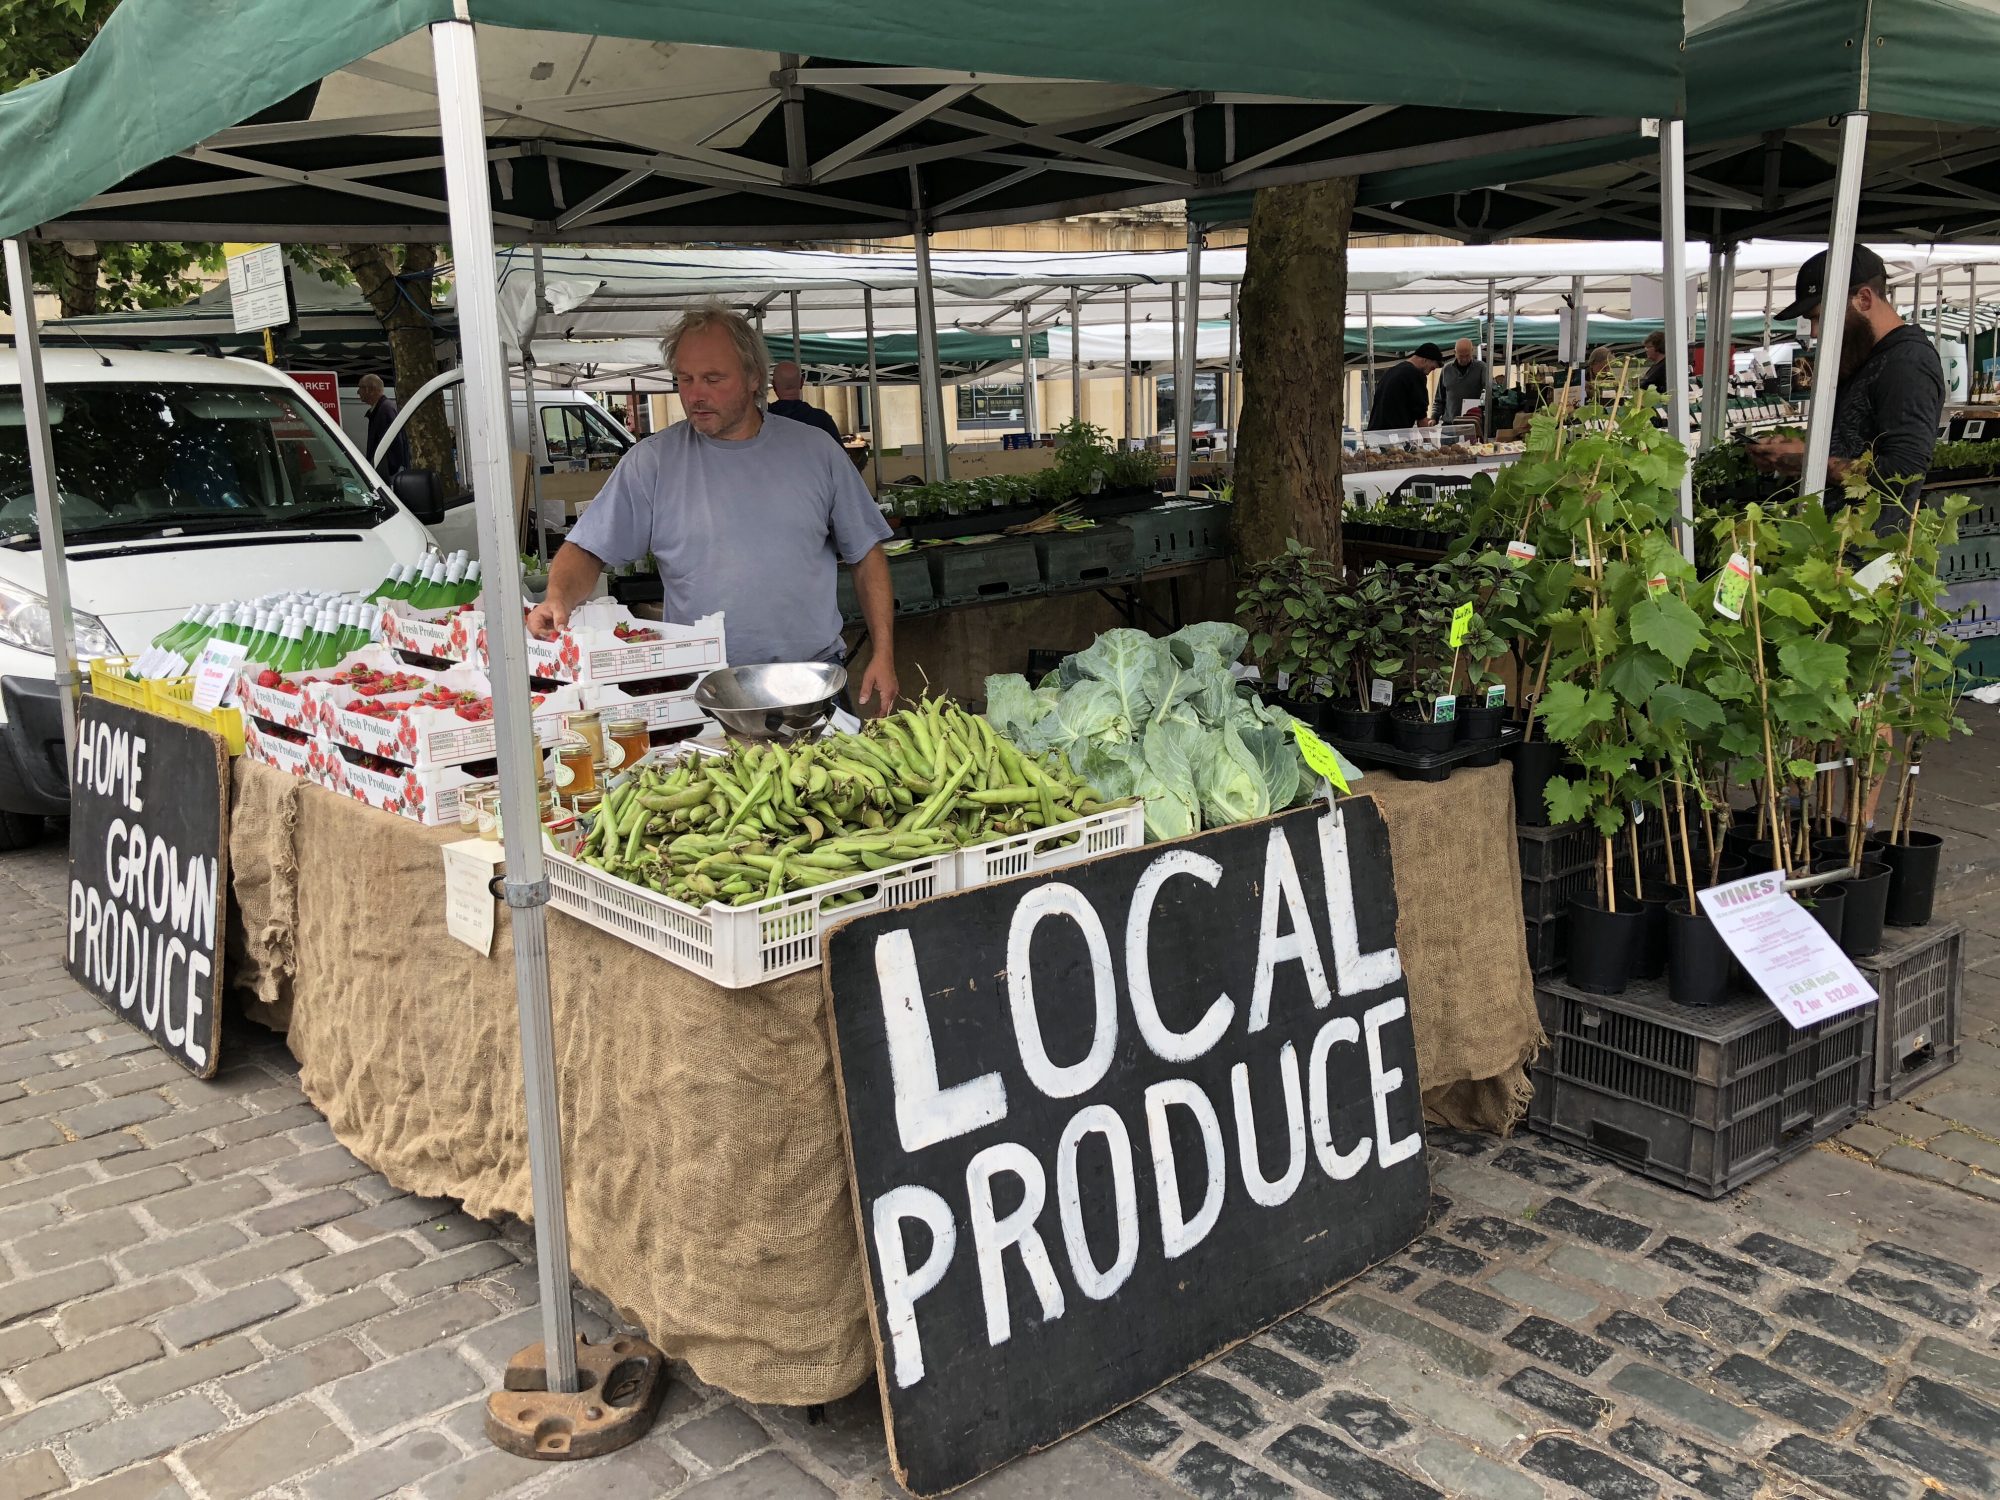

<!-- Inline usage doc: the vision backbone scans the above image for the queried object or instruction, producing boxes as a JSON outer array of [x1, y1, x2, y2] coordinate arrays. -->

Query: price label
[[1485, 683, 1506, 709], [189, 640, 249, 712], [1448, 603, 1474, 648], [1504, 539, 1538, 566], [1715, 552, 1752, 620], [1369, 677, 1394, 706], [1288, 720, 1351, 795], [1433, 694, 1458, 725], [1647, 572, 1668, 596]]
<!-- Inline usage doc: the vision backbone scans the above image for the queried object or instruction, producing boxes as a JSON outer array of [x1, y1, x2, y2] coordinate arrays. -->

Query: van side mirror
[[392, 469, 445, 525]]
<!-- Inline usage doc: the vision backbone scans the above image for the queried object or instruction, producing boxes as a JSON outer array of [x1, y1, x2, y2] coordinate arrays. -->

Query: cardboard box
[[378, 602, 480, 661], [577, 676, 711, 742], [319, 663, 580, 769], [242, 717, 323, 781], [322, 743, 491, 827], [487, 603, 726, 686], [235, 648, 446, 734]]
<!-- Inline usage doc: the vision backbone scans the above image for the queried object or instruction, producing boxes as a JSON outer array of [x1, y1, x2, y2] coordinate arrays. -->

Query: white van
[[0, 350, 438, 843], [344, 380, 634, 485]]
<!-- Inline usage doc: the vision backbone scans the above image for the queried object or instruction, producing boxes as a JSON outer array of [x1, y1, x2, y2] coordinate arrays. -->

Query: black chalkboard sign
[[823, 798, 1428, 1496], [65, 697, 228, 1078]]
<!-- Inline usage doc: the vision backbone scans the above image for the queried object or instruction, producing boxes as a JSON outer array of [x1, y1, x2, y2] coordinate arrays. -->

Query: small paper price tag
[[1485, 683, 1506, 709], [1505, 539, 1538, 566], [1433, 694, 1457, 725], [1647, 572, 1668, 596], [1370, 677, 1394, 706], [189, 640, 249, 712], [1448, 603, 1474, 648], [1288, 720, 1350, 795], [1714, 552, 1752, 620], [1850, 553, 1903, 594]]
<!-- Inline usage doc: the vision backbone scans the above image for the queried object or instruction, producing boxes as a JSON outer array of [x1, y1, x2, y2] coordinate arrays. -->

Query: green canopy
[[0, 1, 1681, 245]]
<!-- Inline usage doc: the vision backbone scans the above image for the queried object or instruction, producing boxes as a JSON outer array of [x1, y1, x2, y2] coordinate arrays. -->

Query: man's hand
[[525, 597, 571, 640], [855, 654, 898, 715], [1746, 434, 1804, 474]]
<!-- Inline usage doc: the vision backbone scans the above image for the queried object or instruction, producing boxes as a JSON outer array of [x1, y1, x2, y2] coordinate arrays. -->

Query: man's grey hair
[[663, 305, 770, 392]]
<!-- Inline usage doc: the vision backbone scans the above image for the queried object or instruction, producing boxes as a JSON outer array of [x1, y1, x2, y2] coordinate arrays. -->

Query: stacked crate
[[1517, 820, 1666, 975], [1855, 923, 1964, 1106]]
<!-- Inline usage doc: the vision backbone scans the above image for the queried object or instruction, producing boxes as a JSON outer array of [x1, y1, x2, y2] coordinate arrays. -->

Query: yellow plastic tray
[[87, 657, 246, 755]]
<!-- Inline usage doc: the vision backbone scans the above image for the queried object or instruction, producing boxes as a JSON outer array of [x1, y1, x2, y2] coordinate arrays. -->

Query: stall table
[[226, 756, 1541, 1406]]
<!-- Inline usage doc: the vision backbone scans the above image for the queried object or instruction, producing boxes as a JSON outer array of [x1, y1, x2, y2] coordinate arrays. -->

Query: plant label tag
[[1287, 721, 1350, 794], [1433, 694, 1457, 725], [1370, 677, 1394, 706], [1850, 553, 1903, 594], [1485, 683, 1507, 709], [1505, 540, 1538, 566], [1715, 552, 1753, 619], [1647, 572, 1668, 596], [1448, 603, 1474, 648], [1628, 798, 1645, 826], [190, 640, 249, 712]]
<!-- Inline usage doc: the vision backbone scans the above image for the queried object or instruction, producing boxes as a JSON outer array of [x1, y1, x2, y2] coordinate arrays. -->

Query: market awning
[[0, 2, 1683, 246]]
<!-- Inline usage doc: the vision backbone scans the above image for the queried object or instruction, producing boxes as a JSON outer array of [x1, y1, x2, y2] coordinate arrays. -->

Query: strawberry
[[256, 669, 283, 689]]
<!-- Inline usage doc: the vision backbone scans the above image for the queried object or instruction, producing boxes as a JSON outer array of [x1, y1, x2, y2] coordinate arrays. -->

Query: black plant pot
[[1839, 861, 1892, 958], [1800, 884, 1847, 947], [1812, 834, 1884, 869], [1618, 883, 1675, 982], [1567, 898, 1648, 996], [1511, 737, 1567, 827], [1722, 825, 1784, 874], [1456, 703, 1504, 741], [1389, 711, 1456, 755], [1881, 833, 1944, 928], [1325, 703, 1388, 743], [1666, 901, 1734, 1007], [1711, 854, 1749, 886]]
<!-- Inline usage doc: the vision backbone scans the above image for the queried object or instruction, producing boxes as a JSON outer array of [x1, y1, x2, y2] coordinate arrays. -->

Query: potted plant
[[1237, 539, 1340, 725], [1323, 563, 1404, 741], [1387, 561, 1460, 753]]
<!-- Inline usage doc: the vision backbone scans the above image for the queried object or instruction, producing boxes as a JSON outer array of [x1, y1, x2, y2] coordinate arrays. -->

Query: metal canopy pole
[[1482, 277, 1497, 435], [1699, 243, 1726, 452], [1021, 304, 1040, 441], [1226, 281, 1239, 446], [525, 246, 549, 565], [1364, 293, 1377, 419], [1803, 113, 1870, 501], [1174, 220, 1203, 498], [1068, 286, 1082, 425], [908, 169, 949, 483], [1504, 293, 1517, 385], [4, 238, 80, 759], [1763, 269, 1774, 358], [862, 286, 883, 491], [1659, 119, 1696, 561], [430, 17, 578, 1394], [790, 289, 802, 364], [1970, 266, 1981, 397], [1121, 285, 1133, 442]]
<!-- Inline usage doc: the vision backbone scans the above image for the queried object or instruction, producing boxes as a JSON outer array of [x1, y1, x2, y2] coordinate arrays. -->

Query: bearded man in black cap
[[1368, 342, 1444, 431], [1748, 244, 1945, 504]]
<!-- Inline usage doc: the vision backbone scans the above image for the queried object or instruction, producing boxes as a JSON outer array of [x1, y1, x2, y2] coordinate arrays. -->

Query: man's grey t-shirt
[[1433, 357, 1488, 420], [564, 413, 891, 665]]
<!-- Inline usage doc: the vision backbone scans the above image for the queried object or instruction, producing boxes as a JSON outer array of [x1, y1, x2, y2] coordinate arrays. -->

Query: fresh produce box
[[320, 742, 490, 827], [321, 663, 579, 769], [242, 717, 323, 782], [377, 600, 480, 661], [505, 604, 727, 686], [236, 651, 440, 733], [577, 675, 709, 741], [552, 700, 1128, 986]]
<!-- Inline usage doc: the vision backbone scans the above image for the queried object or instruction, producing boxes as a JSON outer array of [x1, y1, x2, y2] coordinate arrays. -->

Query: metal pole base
[[485, 1334, 667, 1460]]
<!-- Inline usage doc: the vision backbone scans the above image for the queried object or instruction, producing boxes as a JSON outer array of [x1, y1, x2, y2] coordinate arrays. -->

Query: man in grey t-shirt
[[528, 307, 899, 710], [1431, 339, 1488, 426]]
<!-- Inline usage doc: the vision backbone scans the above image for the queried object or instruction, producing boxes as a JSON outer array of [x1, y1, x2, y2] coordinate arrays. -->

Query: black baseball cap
[[1412, 342, 1445, 362], [1778, 244, 1888, 320]]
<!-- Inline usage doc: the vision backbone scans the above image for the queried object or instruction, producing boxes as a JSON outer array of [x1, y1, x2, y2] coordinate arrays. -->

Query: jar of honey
[[567, 710, 607, 765], [603, 716, 650, 772], [550, 735, 597, 797], [570, 789, 604, 821], [474, 789, 501, 842]]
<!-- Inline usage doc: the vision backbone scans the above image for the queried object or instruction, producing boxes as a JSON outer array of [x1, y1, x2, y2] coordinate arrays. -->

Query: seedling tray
[[1123, 502, 1229, 571], [838, 552, 938, 623], [1033, 524, 1139, 590], [1325, 723, 1521, 782], [925, 538, 1044, 608]]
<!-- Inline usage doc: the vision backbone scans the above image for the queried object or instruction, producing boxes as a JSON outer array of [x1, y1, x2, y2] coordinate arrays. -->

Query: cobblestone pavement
[[1, 712, 1997, 1499]]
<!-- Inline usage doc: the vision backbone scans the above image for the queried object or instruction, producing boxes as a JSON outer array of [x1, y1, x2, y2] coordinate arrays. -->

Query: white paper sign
[[1697, 873, 1877, 1029], [225, 242, 289, 334], [442, 839, 504, 957], [189, 640, 249, 711]]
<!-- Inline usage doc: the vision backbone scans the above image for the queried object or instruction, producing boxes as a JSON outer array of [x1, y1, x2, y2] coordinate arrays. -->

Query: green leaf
[[1537, 681, 1615, 744], [1628, 594, 1706, 669], [1646, 684, 1724, 733], [1590, 803, 1629, 837], [1777, 638, 1850, 691], [1785, 758, 1819, 781], [1759, 587, 1823, 627], [1605, 649, 1666, 707], [1541, 775, 1593, 827]]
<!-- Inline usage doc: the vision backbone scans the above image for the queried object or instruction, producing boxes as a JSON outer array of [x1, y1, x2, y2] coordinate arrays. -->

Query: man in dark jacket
[[358, 374, 411, 479], [1368, 342, 1443, 431], [768, 360, 844, 446], [1748, 244, 1945, 503]]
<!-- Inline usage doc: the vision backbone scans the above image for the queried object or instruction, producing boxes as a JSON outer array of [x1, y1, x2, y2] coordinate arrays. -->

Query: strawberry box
[[236, 651, 444, 735], [242, 717, 323, 781], [578, 674, 710, 740], [479, 603, 727, 686], [378, 601, 481, 661], [322, 742, 491, 827], [320, 664, 581, 769]]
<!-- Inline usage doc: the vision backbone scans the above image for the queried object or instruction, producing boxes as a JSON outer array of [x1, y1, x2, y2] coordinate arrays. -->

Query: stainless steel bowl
[[693, 662, 847, 741]]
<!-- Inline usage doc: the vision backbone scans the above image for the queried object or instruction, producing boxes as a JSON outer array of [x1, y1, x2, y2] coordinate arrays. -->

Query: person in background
[[528, 307, 899, 712], [357, 374, 410, 479], [1641, 330, 1669, 392], [1368, 342, 1443, 431], [1748, 244, 1945, 504], [768, 360, 845, 446], [1432, 338, 1489, 428]]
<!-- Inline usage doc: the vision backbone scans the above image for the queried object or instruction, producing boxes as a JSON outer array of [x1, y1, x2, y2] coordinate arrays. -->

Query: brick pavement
[[0, 712, 1996, 1498]]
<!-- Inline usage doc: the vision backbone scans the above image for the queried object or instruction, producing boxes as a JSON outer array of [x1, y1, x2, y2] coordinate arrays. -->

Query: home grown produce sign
[[823, 799, 1428, 1495], [64, 697, 227, 1078]]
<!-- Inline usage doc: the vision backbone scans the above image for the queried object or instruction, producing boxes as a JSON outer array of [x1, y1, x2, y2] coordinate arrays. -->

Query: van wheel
[[0, 812, 43, 851]]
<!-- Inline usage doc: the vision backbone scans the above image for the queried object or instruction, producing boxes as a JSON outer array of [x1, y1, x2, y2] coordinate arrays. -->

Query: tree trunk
[[1229, 177, 1356, 566], [55, 243, 101, 318], [343, 243, 460, 497]]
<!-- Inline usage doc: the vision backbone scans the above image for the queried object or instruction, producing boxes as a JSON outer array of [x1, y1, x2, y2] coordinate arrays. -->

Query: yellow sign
[[1288, 720, 1351, 795], [221, 242, 273, 260], [1448, 603, 1474, 648]]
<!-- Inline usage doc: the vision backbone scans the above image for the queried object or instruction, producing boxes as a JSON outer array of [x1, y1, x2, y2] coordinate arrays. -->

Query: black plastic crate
[[1123, 501, 1229, 571], [1528, 977, 1872, 1198], [1855, 923, 1963, 1106], [1523, 916, 1568, 976], [1517, 818, 1668, 880], [1324, 724, 1520, 784], [837, 552, 938, 623], [1522, 866, 1597, 921], [925, 538, 1044, 608], [1033, 523, 1139, 590]]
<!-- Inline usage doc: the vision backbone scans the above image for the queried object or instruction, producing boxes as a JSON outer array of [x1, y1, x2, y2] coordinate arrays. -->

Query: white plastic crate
[[545, 845, 956, 987], [955, 803, 1146, 888]]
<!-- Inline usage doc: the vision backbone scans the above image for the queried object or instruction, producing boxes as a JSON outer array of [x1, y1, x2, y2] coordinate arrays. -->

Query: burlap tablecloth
[[225, 757, 1540, 1406]]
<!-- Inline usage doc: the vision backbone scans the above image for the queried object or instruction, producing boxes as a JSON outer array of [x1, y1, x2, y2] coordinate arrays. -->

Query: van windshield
[[0, 382, 381, 543]]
